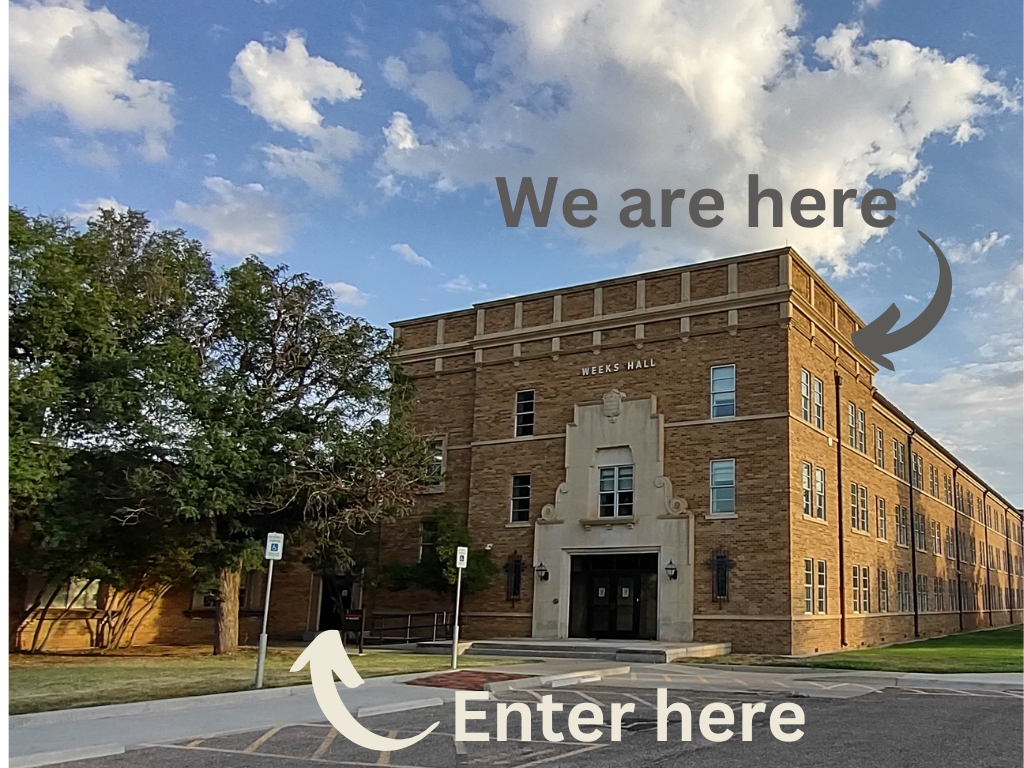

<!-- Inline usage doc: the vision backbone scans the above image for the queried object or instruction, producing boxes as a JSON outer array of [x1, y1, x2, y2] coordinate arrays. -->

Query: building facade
[[374, 246, 1024, 654]]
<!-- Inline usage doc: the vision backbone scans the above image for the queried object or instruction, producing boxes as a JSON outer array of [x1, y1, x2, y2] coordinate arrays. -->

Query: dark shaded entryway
[[569, 552, 658, 639]]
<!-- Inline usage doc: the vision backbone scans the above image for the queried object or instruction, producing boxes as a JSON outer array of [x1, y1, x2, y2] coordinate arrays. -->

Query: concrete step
[[434, 639, 732, 664]]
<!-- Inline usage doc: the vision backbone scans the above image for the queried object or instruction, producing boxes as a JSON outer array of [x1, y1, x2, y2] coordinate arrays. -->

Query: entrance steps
[[417, 638, 730, 664]]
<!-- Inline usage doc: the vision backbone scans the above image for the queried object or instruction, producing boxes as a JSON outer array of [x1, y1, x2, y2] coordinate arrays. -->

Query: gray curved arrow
[[851, 230, 952, 372]]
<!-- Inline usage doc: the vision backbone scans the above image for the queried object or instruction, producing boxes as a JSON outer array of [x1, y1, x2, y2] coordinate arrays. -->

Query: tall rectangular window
[[850, 482, 859, 530], [876, 498, 887, 540], [911, 453, 924, 490], [916, 574, 929, 612], [803, 559, 814, 614], [800, 370, 811, 421], [598, 465, 634, 517], [812, 378, 824, 429], [801, 463, 813, 517], [948, 579, 958, 611], [861, 567, 870, 613], [427, 437, 446, 479], [944, 474, 952, 505], [817, 560, 827, 614], [879, 569, 889, 612], [514, 390, 535, 437], [852, 565, 861, 613], [930, 520, 942, 555], [875, 427, 885, 468], [893, 440, 906, 480], [933, 577, 944, 612], [710, 459, 736, 516], [896, 506, 909, 547], [929, 466, 939, 497], [856, 409, 866, 453], [710, 365, 736, 418], [814, 467, 826, 520], [859, 486, 869, 532], [955, 483, 964, 512], [848, 403, 857, 447], [945, 527, 955, 560], [913, 513, 927, 552], [510, 474, 531, 523], [967, 491, 974, 518]]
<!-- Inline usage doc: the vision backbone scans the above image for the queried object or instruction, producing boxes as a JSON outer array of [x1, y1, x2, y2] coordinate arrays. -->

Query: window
[[419, 520, 439, 562], [598, 465, 634, 517], [969, 536, 976, 565], [896, 506, 910, 547], [800, 370, 811, 421], [966, 491, 974, 519], [955, 483, 964, 513], [814, 467, 826, 520], [817, 560, 827, 613], [913, 513, 927, 552], [711, 550, 731, 602], [897, 571, 911, 612], [857, 409, 866, 453], [812, 378, 824, 429], [427, 437, 446, 479], [875, 427, 885, 468], [859, 486, 869, 532], [39, 579, 100, 610], [848, 403, 857, 448], [892, 440, 906, 480], [933, 578, 944, 612], [876, 498, 887, 540], [879, 569, 889, 612], [861, 567, 870, 613], [803, 559, 814, 614], [943, 474, 952, 505], [505, 551, 525, 602], [514, 389, 535, 437], [850, 483, 868, 532], [709, 459, 736, 516], [852, 565, 861, 613], [930, 520, 941, 555], [916, 574, 929, 612], [510, 474, 531, 523], [710, 365, 736, 418], [929, 466, 939, 497], [948, 579, 958, 611], [911, 453, 923, 490], [801, 463, 813, 517]]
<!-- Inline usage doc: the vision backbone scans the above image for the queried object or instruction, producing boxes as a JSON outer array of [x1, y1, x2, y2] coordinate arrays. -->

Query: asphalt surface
[[43, 683, 1023, 768]]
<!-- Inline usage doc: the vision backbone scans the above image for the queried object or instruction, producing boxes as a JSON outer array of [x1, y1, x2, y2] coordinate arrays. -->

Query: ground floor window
[[879, 569, 889, 612]]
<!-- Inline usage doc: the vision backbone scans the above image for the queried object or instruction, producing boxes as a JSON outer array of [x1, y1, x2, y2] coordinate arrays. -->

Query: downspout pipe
[[952, 467, 964, 632], [834, 372, 847, 647], [982, 490, 992, 627], [907, 431, 919, 638]]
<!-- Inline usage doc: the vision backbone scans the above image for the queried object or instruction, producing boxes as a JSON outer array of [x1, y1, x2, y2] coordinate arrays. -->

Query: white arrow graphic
[[291, 630, 439, 751]]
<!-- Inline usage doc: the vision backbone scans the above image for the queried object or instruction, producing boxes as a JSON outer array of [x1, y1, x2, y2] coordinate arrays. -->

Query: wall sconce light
[[534, 563, 549, 581], [664, 560, 678, 580]]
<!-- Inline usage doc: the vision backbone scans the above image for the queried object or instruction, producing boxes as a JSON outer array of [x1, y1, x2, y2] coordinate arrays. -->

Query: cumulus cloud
[[937, 231, 1011, 264], [442, 275, 487, 292], [327, 281, 369, 307], [67, 197, 128, 224], [391, 242, 432, 267], [173, 177, 291, 256], [230, 32, 363, 192], [377, 1, 1017, 275], [10, 0, 175, 161], [383, 33, 473, 119]]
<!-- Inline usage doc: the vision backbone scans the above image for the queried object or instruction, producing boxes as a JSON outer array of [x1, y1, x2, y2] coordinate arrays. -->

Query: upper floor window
[[955, 483, 964, 512], [812, 377, 824, 429], [848, 403, 856, 448], [710, 459, 736, 516], [598, 465, 634, 517], [911, 453, 924, 490], [710, 365, 736, 418], [427, 437, 446, 479], [928, 465, 939, 497], [799, 370, 811, 421], [966, 491, 974, 518], [515, 390, 535, 437], [943, 474, 953, 505], [875, 427, 885, 469], [856, 409, 866, 452], [876, 498, 887, 540], [801, 463, 813, 517], [813, 467, 826, 520], [510, 474, 531, 523], [892, 440, 906, 480]]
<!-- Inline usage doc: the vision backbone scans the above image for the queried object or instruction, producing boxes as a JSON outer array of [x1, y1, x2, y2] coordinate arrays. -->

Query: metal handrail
[[364, 610, 454, 645]]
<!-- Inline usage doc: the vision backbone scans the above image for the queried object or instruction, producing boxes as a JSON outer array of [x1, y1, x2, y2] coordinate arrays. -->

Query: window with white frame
[[944, 474, 953, 505], [955, 483, 964, 513], [933, 577, 944, 612], [948, 578, 958, 611], [944, 527, 955, 560], [896, 506, 910, 547], [930, 520, 941, 555], [852, 565, 862, 613], [710, 365, 736, 418], [803, 559, 814, 614], [861, 566, 870, 613], [800, 370, 811, 421], [812, 377, 824, 429], [817, 560, 827, 613], [966, 491, 974, 518], [857, 409, 866, 453], [598, 465, 634, 517], [814, 467, 826, 520], [893, 440, 906, 480], [916, 574, 929, 612], [859, 486, 869, 532], [929, 465, 939, 497], [801, 463, 813, 517], [850, 483, 868, 532], [709, 459, 736, 516], [879, 569, 889, 612], [913, 513, 927, 552], [510, 474, 531, 523], [847, 403, 857, 448], [911, 453, 924, 490], [897, 571, 911, 612], [876, 498, 887, 540], [514, 390, 535, 437], [875, 427, 885, 468]]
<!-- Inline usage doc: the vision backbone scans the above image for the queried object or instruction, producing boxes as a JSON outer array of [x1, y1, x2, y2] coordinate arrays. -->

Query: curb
[[10, 744, 125, 768], [484, 665, 630, 692], [9, 671, 452, 729], [357, 697, 447, 718]]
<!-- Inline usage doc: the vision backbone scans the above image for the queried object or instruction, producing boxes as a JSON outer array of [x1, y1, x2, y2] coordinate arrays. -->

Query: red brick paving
[[406, 670, 529, 691]]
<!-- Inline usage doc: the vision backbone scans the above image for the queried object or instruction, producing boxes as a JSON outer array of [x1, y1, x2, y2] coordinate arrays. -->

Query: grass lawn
[[9, 645, 524, 715], [675, 625, 1024, 674]]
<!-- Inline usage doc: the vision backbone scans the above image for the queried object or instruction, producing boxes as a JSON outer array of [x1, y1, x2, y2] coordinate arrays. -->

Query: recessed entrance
[[568, 553, 658, 639]]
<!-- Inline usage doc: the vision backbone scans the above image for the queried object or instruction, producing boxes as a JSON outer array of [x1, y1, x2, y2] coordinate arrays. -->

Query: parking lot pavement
[[42, 682, 1023, 768]]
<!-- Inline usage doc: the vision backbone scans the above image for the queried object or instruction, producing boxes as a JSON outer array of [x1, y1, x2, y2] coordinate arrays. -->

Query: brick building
[[374, 246, 1024, 654]]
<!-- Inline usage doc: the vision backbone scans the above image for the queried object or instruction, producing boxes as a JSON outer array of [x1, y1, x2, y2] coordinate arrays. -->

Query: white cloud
[[173, 177, 291, 256], [327, 281, 369, 307], [969, 262, 1023, 305], [937, 231, 1011, 264], [383, 33, 473, 119], [10, 0, 175, 161], [391, 243, 432, 267], [53, 136, 117, 170], [377, 1, 1017, 276], [230, 32, 363, 192], [67, 197, 127, 224], [442, 275, 487, 292]]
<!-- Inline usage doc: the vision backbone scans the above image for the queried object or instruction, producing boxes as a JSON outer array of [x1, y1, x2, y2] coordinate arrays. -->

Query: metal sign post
[[255, 532, 284, 689], [451, 546, 468, 670]]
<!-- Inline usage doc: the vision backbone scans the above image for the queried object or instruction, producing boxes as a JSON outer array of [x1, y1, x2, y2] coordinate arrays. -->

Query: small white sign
[[265, 532, 284, 560], [455, 546, 469, 569]]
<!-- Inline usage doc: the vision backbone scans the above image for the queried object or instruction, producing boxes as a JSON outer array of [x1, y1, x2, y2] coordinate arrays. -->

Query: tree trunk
[[9, 519, 34, 651], [213, 568, 241, 655]]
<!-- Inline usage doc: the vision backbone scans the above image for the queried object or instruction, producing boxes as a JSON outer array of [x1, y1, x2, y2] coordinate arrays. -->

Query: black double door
[[569, 553, 658, 639]]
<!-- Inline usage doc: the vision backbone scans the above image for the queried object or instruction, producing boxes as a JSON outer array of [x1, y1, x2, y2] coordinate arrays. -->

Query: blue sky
[[8, 0, 1023, 502]]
